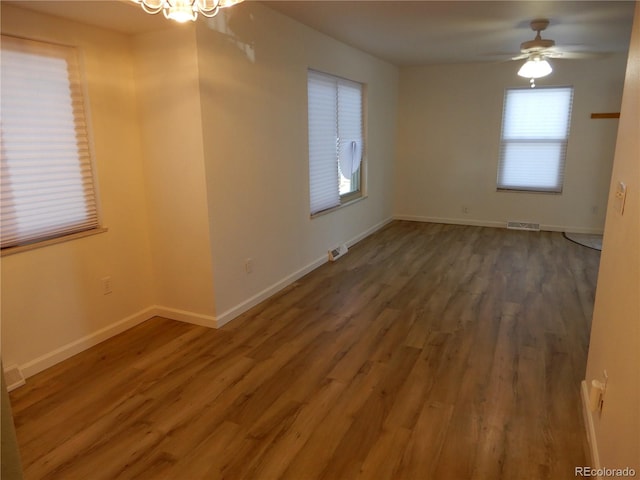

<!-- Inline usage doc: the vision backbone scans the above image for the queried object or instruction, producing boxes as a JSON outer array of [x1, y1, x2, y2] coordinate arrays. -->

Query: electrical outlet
[[101, 276, 112, 295], [245, 258, 253, 274]]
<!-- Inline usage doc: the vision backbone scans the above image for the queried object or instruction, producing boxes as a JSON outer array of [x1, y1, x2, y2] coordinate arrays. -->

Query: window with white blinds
[[308, 70, 363, 215], [1, 35, 99, 250], [497, 86, 574, 193]]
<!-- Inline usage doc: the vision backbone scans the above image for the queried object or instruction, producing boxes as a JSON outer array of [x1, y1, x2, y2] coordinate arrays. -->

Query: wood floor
[[9, 221, 601, 480]]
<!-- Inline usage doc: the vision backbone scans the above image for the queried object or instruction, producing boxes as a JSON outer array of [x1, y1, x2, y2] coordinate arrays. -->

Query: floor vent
[[4, 365, 25, 391], [328, 244, 348, 262], [507, 221, 540, 231]]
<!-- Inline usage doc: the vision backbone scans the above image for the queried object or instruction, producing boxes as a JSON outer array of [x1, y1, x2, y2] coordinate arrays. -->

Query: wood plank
[[8, 221, 599, 479], [395, 401, 455, 479], [590, 112, 620, 118]]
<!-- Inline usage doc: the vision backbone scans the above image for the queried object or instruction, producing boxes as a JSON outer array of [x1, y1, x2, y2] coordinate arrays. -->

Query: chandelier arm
[[139, 1, 165, 15], [199, 6, 221, 17], [135, 0, 243, 22], [195, 0, 220, 14]]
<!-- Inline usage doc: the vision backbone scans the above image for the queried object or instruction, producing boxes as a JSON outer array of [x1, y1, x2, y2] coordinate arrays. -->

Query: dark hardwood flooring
[[9, 221, 601, 479]]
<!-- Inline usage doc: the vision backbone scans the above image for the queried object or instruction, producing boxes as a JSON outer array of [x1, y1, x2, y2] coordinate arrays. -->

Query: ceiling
[[264, 1, 635, 66], [3, 1, 635, 66], [3, 0, 172, 33]]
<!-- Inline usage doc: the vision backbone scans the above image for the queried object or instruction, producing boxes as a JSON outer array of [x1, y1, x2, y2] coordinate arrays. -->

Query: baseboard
[[581, 380, 602, 472], [152, 305, 217, 328], [8, 219, 394, 382], [215, 254, 328, 327], [346, 216, 394, 247], [216, 216, 394, 327], [541, 224, 604, 235], [3, 365, 25, 392], [393, 215, 604, 235], [19, 306, 156, 379], [394, 214, 505, 229]]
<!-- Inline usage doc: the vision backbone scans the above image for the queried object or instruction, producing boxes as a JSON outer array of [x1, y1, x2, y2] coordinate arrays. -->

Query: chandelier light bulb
[[164, 1, 197, 22]]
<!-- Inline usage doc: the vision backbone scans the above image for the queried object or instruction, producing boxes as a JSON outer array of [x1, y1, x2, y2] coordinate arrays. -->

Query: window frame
[[496, 85, 574, 194], [307, 69, 366, 217], [1, 34, 103, 254]]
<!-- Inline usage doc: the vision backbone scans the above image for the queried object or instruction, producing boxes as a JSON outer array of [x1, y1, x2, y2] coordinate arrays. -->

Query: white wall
[[0, 2, 398, 375], [584, 2, 639, 470], [395, 54, 627, 233], [134, 26, 217, 322], [0, 5, 155, 375], [195, 4, 399, 320]]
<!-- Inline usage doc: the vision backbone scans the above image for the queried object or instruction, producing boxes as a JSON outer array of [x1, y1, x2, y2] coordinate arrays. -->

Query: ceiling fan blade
[[558, 51, 605, 60]]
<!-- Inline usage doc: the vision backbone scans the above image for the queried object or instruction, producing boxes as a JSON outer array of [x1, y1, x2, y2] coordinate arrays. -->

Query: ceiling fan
[[513, 19, 560, 61], [511, 18, 599, 87], [513, 19, 568, 86]]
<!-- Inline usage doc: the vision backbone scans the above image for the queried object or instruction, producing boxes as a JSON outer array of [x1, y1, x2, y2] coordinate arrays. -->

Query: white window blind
[[308, 70, 363, 215], [497, 86, 573, 193], [1, 35, 98, 249]]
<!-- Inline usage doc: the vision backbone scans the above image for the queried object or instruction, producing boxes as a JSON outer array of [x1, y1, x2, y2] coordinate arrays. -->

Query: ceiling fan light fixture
[[518, 55, 553, 79]]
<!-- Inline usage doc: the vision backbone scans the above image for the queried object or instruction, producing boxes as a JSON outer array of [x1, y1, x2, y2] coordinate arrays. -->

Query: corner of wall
[[153, 306, 217, 328], [11, 305, 219, 381]]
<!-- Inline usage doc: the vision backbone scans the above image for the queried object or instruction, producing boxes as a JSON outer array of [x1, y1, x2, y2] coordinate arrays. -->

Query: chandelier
[[133, 0, 244, 23]]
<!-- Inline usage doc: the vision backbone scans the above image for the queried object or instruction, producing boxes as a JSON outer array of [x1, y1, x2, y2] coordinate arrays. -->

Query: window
[[1, 35, 99, 250], [497, 86, 574, 193], [307, 70, 364, 215]]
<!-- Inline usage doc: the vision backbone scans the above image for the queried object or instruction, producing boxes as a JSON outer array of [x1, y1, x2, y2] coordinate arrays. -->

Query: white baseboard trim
[[542, 225, 604, 235], [394, 214, 505, 229], [215, 254, 328, 327], [9, 219, 395, 382], [151, 305, 217, 328], [216, 216, 394, 327], [19, 306, 156, 379], [14, 306, 217, 381], [3, 364, 26, 392], [393, 215, 604, 235], [346, 216, 394, 247], [581, 380, 602, 472]]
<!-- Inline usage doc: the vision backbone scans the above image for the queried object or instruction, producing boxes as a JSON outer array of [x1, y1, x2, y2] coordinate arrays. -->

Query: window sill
[[310, 194, 367, 219], [1, 227, 109, 257], [497, 188, 562, 195]]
